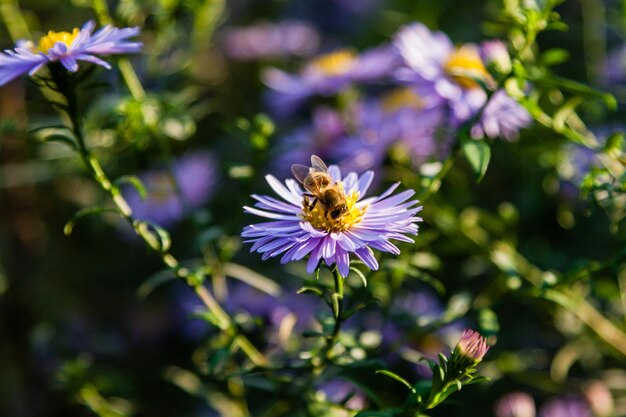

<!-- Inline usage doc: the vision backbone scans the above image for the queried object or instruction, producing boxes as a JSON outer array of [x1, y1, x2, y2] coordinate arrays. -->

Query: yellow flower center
[[380, 87, 424, 112], [38, 28, 80, 53], [309, 50, 356, 76], [443, 44, 490, 89], [301, 189, 367, 232], [149, 173, 176, 202]]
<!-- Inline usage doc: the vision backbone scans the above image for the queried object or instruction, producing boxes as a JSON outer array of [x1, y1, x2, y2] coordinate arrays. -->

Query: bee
[[291, 155, 348, 220]]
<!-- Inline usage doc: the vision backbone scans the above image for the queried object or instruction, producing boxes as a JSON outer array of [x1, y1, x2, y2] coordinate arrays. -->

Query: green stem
[[49, 68, 267, 367], [324, 267, 345, 362]]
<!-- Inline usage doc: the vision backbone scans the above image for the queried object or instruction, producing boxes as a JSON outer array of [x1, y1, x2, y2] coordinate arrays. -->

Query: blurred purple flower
[[470, 90, 531, 141], [317, 379, 368, 410], [495, 392, 537, 417], [538, 397, 592, 417], [225, 282, 319, 331], [263, 45, 400, 115], [270, 106, 346, 177], [394, 23, 490, 122], [242, 162, 422, 277], [124, 151, 216, 227], [394, 23, 530, 140], [221, 20, 320, 60], [0, 20, 141, 86], [344, 88, 447, 171], [605, 44, 626, 85]]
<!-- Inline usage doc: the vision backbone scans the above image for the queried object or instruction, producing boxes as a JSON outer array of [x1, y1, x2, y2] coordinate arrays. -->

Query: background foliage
[[1, 0, 626, 416]]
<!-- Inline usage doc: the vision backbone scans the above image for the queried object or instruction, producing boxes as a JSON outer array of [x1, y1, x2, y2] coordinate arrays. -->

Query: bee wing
[[310, 155, 329, 173], [291, 164, 311, 185]]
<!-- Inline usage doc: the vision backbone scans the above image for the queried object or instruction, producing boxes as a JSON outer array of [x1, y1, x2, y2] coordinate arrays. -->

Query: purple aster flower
[[495, 392, 537, 417], [263, 45, 400, 116], [470, 90, 532, 141], [394, 23, 491, 122], [221, 20, 320, 60], [538, 397, 592, 417], [124, 151, 216, 227], [242, 156, 422, 277], [0, 20, 142, 86]]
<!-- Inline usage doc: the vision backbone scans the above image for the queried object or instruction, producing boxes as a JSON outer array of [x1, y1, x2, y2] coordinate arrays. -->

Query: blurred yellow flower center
[[381, 88, 424, 112], [310, 50, 356, 76], [149, 173, 176, 202], [444, 45, 490, 89], [301, 189, 366, 232], [38, 28, 80, 53]]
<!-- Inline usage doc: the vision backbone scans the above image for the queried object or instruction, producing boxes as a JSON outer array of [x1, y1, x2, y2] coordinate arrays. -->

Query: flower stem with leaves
[[46, 65, 267, 367]]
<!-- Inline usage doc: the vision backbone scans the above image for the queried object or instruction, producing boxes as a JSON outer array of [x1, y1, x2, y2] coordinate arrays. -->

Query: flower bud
[[455, 329, 490, 362]]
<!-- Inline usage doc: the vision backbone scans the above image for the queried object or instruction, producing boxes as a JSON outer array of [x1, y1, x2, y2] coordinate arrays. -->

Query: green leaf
[[375, 370, 416, 394], [478, 307, 500, 335], [296, 286, 324, 297], [464, 375, 491, 385], [349, 266, 368, 287], [224, 263, 281, 296], [301, 330, 325, 338], [42, 133, 77, 150], [114, 175, 147, 199], [135, 221, 172, 253], [64, 207, 120, 236], [461, 138, 491, 182], [540, 48, 570, 66], [529, 73, 616, 110], [137, 269, 176, 299], [354, 410, 402, 417]]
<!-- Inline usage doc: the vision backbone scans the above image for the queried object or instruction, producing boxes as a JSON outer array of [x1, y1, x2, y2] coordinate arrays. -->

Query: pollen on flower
[[38, 28, 81, 53], [381, 87, 424, 112], [309, 49, 356, 76], [300, 189, 367, 232], [444, 44, 491, 89]]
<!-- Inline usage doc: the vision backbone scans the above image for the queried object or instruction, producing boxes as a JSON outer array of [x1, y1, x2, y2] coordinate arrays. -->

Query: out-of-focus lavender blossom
[[124, 151, 216, 228], [224, 282, 320, 332], [394, 23, 530, 142], [391, 290, 444, 325], [242, 161, 422, 277], [270, 106, 346, 177], [344, 88, 447, 171], [470, 90, 532, 141], [333, 0, 380, 15], [174, 281, 321, 345], [263, 45, 400, 115], [538, 397, 592, 417], [605, 44, 626, 85], [0, 20, 142, 86], [494, 392, 537, 417], [221, 20, 320, 60], [317, 379, 368, 411], [394, 23, 490, 122]]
